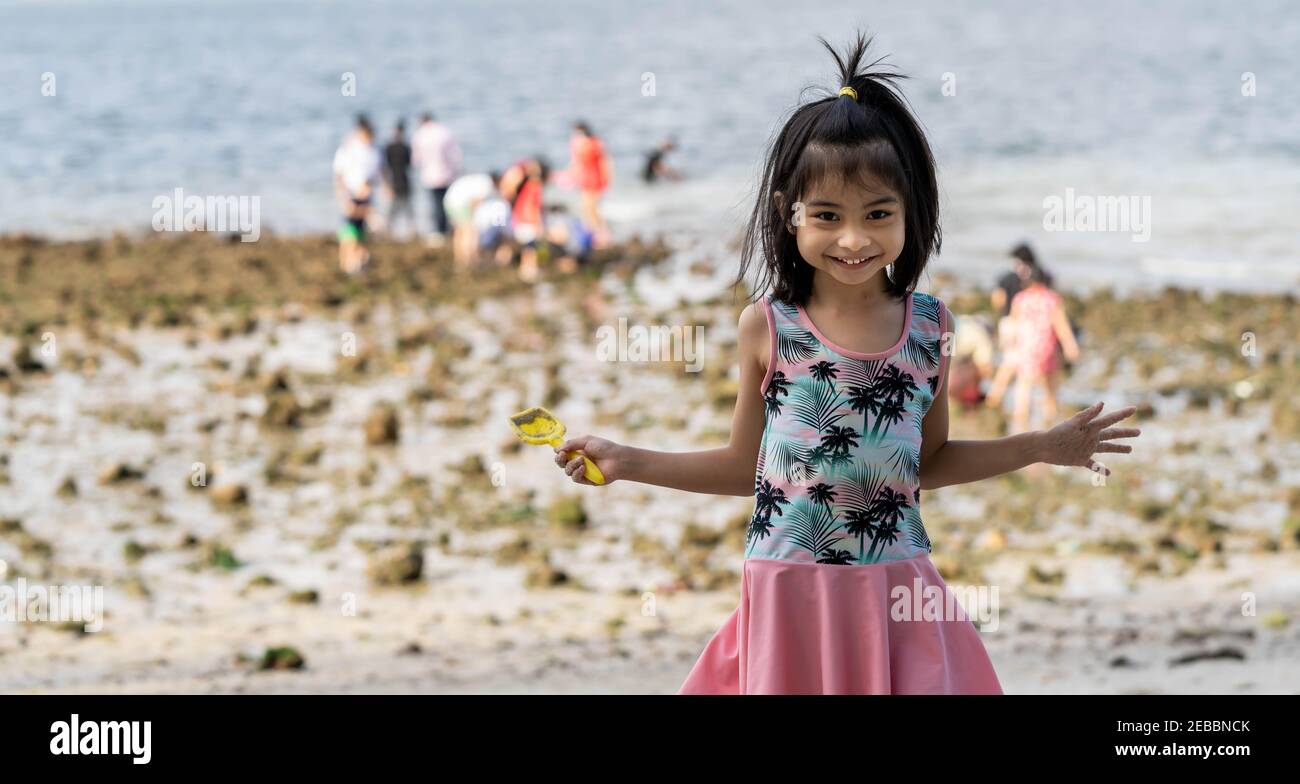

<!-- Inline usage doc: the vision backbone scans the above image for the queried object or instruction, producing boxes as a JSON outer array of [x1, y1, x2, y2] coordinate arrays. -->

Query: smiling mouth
[[827, 254, 878, 267]]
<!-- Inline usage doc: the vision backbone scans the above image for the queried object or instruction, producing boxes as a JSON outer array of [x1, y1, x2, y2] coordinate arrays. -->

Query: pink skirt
[[677, 555, 1004, 695]]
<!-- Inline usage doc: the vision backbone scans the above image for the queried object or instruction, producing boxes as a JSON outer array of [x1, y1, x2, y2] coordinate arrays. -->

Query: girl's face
[[791, 175, 906, 290]]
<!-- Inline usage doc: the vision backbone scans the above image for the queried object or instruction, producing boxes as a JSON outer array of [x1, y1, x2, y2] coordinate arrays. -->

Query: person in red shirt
[[567, 121, 612, 248], [500, 157, 550, 281]]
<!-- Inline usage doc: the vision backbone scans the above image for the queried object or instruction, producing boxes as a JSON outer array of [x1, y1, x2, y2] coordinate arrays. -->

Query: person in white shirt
[[410, 112, 463, 245], [332, 115, 381, 274]]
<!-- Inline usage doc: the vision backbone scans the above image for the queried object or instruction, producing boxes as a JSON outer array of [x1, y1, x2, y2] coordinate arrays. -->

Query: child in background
[[507, 158, 548, 282], [332, 115, 380, 275]]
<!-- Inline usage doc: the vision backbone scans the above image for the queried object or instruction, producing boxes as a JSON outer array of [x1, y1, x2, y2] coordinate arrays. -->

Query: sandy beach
[[0, 232, 1297, 693]]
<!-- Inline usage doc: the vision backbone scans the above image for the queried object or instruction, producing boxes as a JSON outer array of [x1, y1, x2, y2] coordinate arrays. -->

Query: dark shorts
[[339, 216, 366, 242], [340, 193, 370, 241]]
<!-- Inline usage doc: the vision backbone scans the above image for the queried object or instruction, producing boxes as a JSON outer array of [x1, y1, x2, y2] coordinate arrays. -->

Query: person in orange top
[[567, 121, 612, 247]]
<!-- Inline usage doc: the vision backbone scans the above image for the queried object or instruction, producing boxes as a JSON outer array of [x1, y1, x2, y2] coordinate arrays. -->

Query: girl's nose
[[838, 232, 873, 254]]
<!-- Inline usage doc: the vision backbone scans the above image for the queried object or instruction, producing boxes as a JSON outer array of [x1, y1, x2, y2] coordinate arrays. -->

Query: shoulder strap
[[910, 291, 944, 334]]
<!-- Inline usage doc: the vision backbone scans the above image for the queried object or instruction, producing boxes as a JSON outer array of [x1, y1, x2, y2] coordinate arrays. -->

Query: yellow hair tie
[[838, 86, 858, 100]]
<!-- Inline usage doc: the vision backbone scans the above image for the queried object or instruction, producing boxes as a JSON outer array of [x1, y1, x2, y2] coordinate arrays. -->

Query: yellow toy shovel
[[507, 406, 606, 485]]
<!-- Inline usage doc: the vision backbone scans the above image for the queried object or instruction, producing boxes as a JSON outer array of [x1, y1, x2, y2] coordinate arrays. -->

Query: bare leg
[[579, 191, 598, 228], [519, 246, 539, 282], [1011, 367, 1034, 435], [1040, 369, 1060, 430], [340, 239, 360, 274], [347, 241, 369, 274], [453, 225, 475, 269], [581, 190, 610, 247], [985, 358, 1016, 408]]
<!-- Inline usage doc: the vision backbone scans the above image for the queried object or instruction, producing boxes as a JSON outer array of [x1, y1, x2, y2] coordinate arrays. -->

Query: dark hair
[[355, 114, 374, 137], [1009, 242, 1037, 267], [1010, 242, 1055, 286], [737, 32, 940, 306], [574, 121, 593, 137], [420, 112, 434, 123], [394, 120, 405, 134]]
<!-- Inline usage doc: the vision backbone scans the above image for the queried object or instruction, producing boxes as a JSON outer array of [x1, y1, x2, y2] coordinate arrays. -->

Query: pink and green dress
[[678, 290, 1004, 694]]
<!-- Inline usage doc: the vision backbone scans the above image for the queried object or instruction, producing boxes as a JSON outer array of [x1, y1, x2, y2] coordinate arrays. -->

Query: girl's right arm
[[554, 301, 770, 497]]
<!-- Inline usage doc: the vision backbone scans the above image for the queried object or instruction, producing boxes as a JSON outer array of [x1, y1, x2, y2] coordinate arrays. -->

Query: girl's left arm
[[918, 305, 1141, 490]]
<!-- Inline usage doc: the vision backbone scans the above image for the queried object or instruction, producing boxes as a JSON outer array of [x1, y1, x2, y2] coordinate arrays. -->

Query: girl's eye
[[814, 212, 838, 221], [868, 210, 892, 220]]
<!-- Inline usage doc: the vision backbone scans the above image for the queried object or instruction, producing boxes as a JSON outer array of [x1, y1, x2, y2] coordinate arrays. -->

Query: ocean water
[[1, 0, 1298, 292]]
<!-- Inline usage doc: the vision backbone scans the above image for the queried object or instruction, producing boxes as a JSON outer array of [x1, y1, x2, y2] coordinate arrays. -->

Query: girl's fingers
[[568, 459, 591, 485], [1095, 442, 1132, 454], [1093, 406, 1138, 429], [565, 455, 585, 475], [1071, 401, 1104, 426], [1084, 401, 1105, 419], [555, 436, 588, 454], [1099, 427, 1140, 440]]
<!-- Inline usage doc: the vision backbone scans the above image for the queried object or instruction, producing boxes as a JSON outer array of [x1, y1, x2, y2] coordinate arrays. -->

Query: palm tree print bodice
[[746, 290, 950, 566]]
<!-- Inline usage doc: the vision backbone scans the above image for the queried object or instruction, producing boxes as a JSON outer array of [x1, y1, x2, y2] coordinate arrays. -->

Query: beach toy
[[507, 406, 606, 485]]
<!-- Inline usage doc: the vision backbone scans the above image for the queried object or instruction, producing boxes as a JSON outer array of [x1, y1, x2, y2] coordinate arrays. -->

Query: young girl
[[551, 33, 1140, 695]]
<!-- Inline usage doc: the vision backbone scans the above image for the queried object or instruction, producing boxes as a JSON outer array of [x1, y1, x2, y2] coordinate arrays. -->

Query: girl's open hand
[[1037, 402, 1140, 476], [553, 435, 623, 485]]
